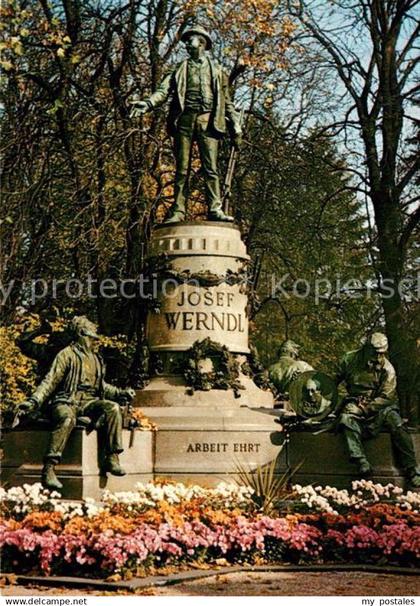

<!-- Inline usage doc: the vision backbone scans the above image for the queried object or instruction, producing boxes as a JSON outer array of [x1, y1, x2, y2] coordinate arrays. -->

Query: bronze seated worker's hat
[[368, 332, 388, 353], [71, 315, 100, 339], [278, 339, 301, 356]]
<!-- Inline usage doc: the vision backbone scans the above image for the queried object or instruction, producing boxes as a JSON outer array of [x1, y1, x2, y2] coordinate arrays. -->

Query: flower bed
[[1, 480, 419, 578]]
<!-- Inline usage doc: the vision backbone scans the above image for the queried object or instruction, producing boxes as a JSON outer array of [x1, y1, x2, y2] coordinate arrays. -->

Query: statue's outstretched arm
[[147, 72, 173, 109], [102, 381, 126, 401], [130, 72, 173, 117]]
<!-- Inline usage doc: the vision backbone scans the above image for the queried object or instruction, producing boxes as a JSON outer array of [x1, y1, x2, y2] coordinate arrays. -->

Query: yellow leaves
[[142, 173, 158, 200], [0, 5, 40, 63], [0, 324, 37, 409], [131, 408, 157, 432], [50, 318, 66, 332], [179, 0, 296, 77], [0, 59, 14, 71], [56, 35, 72, 58], [281, 17, 297, 37], [13, 43, 23, 55], [46, 98, 64, 115], [0, 6, 73, 59], [98, 333, 127, 350], [0, 35, 24, 56], [0, 314, 64, 410], [70, 53, 81, 65]]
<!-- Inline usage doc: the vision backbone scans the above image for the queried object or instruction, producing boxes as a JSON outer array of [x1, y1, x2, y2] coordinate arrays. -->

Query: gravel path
[[2, 571, 419, 596]]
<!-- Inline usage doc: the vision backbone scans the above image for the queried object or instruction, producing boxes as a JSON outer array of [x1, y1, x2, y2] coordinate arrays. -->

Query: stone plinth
[[1, 429, 153, 500], [146, 222, 250, 354], [134, 366, 274, 409], [143, 406, 281, 487], [3, 427, 418, 495], [274, 429, 420, 489], [136, 221, 276, 483], [139, 221, 275, 409]]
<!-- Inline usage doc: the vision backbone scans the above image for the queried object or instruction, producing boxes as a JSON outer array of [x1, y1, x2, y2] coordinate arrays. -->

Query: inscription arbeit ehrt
[[187, 442, 261, 453]]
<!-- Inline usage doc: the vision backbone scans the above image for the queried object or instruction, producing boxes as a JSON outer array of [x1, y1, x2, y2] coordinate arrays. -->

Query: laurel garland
[[183, 338, 244, 397], [241, 346, 273, 391], [144, 255, 249, 291]]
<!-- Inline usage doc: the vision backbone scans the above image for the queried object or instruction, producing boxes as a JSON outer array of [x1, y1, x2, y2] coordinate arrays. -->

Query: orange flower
[[22, 511, 63, 532], [64, 512, 136, 535], [284, 514, 301, 528], [63, 516, 92, 535], [137, 510, 164, 526], [0, 517, 22, 531], [156, 501, 186, 527], [201, 508, 234, 526]]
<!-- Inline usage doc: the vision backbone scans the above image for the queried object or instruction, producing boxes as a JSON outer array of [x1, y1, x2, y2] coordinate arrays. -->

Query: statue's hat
[[278, 339, 300, 356], [181, 26, 212, 49], [368, 332, 388, 353], [71, 316, 100, 339]]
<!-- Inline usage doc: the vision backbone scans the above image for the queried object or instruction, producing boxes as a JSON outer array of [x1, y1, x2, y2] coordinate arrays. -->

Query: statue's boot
[[356, 458, 372, 477], [102, 453, 126, 476], [407, 468, 420, 488], [207, 193, 234, 221], [164, 199, 186, 224], [164, 210, 185, 224], [208, 210, 234, 222], [41, 461, 63, 491]]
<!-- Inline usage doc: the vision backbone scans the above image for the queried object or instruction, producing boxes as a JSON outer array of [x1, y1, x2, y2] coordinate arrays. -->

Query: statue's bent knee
[[384, 409, 404, 431], [100, 400, 121, 416], [53, 408, 76, 428], [338, 413, 361, 432], [61, 416, 76, 429]]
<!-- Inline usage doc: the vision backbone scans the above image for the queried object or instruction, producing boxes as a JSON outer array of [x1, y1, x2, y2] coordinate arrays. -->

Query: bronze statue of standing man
[[130, 25, 243, 223]]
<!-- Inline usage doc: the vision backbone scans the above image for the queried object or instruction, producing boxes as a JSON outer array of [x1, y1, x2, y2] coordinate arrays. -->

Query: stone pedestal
[[146, 222, 250, 353], [274, 429, 420, 489], [145, 407, 280, 486], [136, 221, 279, 482], [3, 426, 418, 496], [134, 366, 274, 408], [1, 429, 153, 500]]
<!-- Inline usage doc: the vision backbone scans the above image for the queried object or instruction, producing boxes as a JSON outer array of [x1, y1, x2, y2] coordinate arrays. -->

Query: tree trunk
[[373, 190, 419, 423]]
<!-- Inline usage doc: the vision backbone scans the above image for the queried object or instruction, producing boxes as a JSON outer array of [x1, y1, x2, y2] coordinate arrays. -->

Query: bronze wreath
[[183, 338, 244, 397]]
